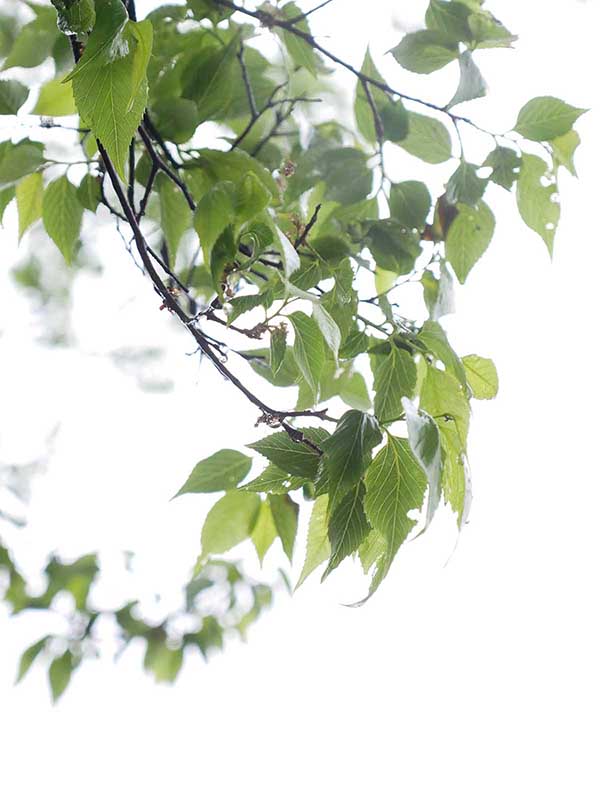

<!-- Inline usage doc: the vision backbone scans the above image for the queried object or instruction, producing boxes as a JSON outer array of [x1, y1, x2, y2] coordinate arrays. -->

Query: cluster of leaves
[[0, 535, 276, 701], [0, 0, 584, 691]]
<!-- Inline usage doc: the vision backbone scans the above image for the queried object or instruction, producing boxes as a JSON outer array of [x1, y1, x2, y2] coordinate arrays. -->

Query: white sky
[[1, 1, 600, 798]]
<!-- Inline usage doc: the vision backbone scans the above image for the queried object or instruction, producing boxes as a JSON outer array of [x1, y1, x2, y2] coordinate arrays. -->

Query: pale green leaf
[[174, 450, 252, 496], [446, 161, 487, 206], [514, 96, 586, 142], [159, 177, 192, 263], [402, 397, 443, 525], [295, 495, 330, 589], [445, 200, 495, 282], [42, 176, 83, 264], [269, 494, 299, 562], [447, 50, 486, 108], [516, 153, 559, 257], [389, 181, 431, 230], [399, 112, 452, 163], [550, 130, 580, 177], [462, 354, 499, 399], [0, 139, 45, 186], [34, 77, 76, 116], [16, 172, 43, 240], [49, 650, 74, 703], [251, 500, 279, 565], [391, 30, 459, 74], [201, 491, 261, 557]]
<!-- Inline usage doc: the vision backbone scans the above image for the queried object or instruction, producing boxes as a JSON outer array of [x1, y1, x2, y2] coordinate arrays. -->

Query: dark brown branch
[[286, 0, 335, 24], [294, 203, 322, 249], [138, 125, 196, 211]]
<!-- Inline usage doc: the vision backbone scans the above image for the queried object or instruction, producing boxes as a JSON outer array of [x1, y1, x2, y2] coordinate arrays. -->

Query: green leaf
[[15, 172, 43, 240], [289, 311, 325, 404], [69, 6, 149, 178], [242, 464, 304, 495], [389, 181, 431, 231], [514, 96, 586, 142], [194, 181, 235, 265], [42, 177, 83, 265], [175, 450, 252, 496], [0, 139, 45, 186], [467, 9, 516, 48], [462, 354, 499, 399], [1, 11, 58, 71], [16, 636, 49, 684], [144, 638, 183, 683], [77, 174, 101, 212], [313, 304, 341, 362], [354, 49, 388, 144], [49, 650, 74, 703], [362, 435, 427, 600], [270, 327, 287, 376], [418, 320, 467, 388], [65, 0, 128, 81], [278, 2, 321, 77], [426, 0, 472, 41], [159, 177, 192, 263], [516, 153, 559, 257], [391, 30, 459, 74], [323, 482, 370, 578], [52, 0, 96, 35], [447, 51, 486, 108], [445, 200, 495, 282], [269, 494, 299, 562], [34, 77, 76, 116], [0, 186, 14, 224], [251, 500, 279, 565], [128, 20, 153, 112], [248, 427, 329, 479], [235, 172, 272, 225], [399, 112, 452, 163], [420, 365, 470, 454], [373, 344, 417, 423], [322, 410, 382, 510], [181, 34, 239, 123], [0, 79, 28, 115], [446, 161, 487, 206], [402, 397, 443, 525], [422, 262, 455, 320], [368, 219, 421, 275], [550, 130, 580, 177], [200, 491, 261, 557], [295, 495, 330, 589], [483, 146, 521, 191], [321, 148, 372, 205]]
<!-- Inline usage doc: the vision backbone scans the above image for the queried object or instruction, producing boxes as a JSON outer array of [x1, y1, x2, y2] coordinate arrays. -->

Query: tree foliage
[[0, 0, 584, 699]]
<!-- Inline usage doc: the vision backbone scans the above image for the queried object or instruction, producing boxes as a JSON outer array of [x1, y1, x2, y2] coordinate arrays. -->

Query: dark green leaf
[[16, 636, 49, 684], [159, 177, 192, 263], [49, 651, 74, 703], [323, 482, 370, 578], [373, 344, 417, 423], [0, 79, 28, 115], [426, 0, 472, 41], [248, 428, 329, 479], [389, 181, 431, 231]]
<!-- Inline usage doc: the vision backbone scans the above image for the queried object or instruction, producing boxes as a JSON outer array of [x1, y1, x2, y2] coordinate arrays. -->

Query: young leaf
[[200, 491, 261, 558], [34, 77, 76, 116], [462, 354, 499, 399], [516, 153, 559, 257], [391, 30, 459, 74], [445, 200, 495, 282], [322, 410, 382, 510], [295, 495, 330, 589], [514, 96, 586, 142], [42, 176, 83, 264], [174, 450, 252, 496], [373, 344, 417, 423], [15, 172, 43, 240], [288, 311, 326, 404]]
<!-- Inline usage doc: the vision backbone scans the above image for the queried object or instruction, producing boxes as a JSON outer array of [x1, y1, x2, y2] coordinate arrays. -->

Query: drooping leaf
[[42, 176, 83, 264], [516, 153, 559, 257], [251, 500, 279, 565], [514, 96, 586, 142], [323, 482, 371, 578], [372, 344, 417, 423], [550, 130, 580, 177], [174, 450, 252, 496], [289, 311, 325, 404], [269, 494, 299, 562], [462, 354, 499, 399], [200, 491, 261, 557], [295, 495, 330, 589], [361, 435, 427, 600], [16, 172, 43, 240], [445, 200, 495, 283], [402, 397, 443, 526], [77, 174, 101, 212], [16, 636, 49, 684], [447, 51, 486, 108], [321, 410, 382, 510], [49, 650, 74, 703]]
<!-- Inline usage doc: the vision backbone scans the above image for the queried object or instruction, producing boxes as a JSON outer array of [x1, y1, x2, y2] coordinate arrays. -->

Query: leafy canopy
[[0, 0, 583, 699]]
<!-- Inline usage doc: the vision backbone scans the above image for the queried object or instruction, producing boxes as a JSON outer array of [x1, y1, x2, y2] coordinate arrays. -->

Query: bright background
[[1, 1, 600, 797]]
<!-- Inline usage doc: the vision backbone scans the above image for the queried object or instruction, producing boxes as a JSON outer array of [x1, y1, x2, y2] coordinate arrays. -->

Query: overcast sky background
[[1, 1, 600, 797]]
